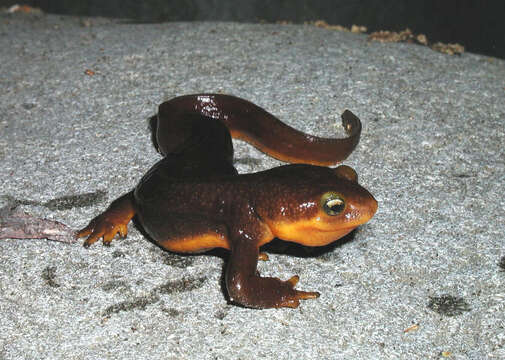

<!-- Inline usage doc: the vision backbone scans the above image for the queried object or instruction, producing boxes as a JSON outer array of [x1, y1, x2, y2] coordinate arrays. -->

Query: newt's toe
[[295, 290, 320, 300]]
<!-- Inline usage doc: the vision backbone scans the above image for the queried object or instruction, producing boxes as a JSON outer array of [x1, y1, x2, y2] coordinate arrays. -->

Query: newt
[[76, 94, 377, 309]]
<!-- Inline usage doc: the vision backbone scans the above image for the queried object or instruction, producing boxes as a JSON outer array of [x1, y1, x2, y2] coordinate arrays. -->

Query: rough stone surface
[[1, 13, 504, 360]]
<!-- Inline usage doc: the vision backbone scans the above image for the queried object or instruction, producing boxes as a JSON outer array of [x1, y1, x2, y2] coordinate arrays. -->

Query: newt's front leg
[[75, 192, 135, 247], [226, 238, 319, 309]]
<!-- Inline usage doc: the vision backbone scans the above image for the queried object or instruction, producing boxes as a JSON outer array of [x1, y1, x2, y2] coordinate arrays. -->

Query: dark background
[[1, 0, 503, 59]]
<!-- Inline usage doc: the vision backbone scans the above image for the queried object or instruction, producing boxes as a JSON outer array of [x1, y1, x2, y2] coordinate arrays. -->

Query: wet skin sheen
[[76, 94, 378, 309]]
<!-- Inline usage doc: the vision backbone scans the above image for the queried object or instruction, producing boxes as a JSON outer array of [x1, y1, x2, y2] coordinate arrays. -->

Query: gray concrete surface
[[1, 12, 504, 360]]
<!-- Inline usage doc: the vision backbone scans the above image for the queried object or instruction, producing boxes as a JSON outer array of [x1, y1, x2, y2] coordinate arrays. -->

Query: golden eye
[[321, 192, 345, 216]]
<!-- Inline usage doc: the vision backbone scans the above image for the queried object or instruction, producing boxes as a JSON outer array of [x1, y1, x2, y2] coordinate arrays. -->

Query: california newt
[[76, 94, 377, 309]]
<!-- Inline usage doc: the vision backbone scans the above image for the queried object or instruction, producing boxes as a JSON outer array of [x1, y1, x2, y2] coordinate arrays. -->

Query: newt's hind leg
[[75, 192, 135, 247]]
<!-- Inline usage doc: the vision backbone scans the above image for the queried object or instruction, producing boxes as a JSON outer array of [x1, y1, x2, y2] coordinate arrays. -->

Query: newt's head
[[256, 165, 378, 247]]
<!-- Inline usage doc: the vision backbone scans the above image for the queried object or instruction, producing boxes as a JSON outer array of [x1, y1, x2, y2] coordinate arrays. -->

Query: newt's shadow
[[148, 114, 160, 153]]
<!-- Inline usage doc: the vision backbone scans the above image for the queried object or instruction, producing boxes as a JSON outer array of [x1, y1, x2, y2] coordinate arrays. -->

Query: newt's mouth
[[289, 227, 356, 247]]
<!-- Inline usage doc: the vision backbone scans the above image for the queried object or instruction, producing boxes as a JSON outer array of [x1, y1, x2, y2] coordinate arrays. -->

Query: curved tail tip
[[341, 110, 361, 135]]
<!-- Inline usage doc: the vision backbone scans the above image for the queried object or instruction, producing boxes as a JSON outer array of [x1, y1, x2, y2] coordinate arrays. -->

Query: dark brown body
[[77, 94, 377, 309]]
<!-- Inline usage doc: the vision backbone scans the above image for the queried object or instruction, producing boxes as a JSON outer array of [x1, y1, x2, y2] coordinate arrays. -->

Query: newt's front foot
[[227, 271, 320, 309], [273, 275, 320, 309], [75, 192, 135, 247], [278, 275, 320, 308]]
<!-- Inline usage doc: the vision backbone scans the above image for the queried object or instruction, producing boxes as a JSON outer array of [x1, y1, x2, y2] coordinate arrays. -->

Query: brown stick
[[0, 204, 75, 243]]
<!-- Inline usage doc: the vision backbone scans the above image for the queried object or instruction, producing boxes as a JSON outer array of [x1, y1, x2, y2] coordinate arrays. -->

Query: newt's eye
[[321, 192, 345, 216]]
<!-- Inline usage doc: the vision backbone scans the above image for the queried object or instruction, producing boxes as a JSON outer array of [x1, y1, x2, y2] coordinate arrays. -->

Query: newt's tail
[[154, 94, 361, 166]]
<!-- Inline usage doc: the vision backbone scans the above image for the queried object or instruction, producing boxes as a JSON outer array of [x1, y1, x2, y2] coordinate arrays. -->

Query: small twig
[[0, 203, 76, 243]]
